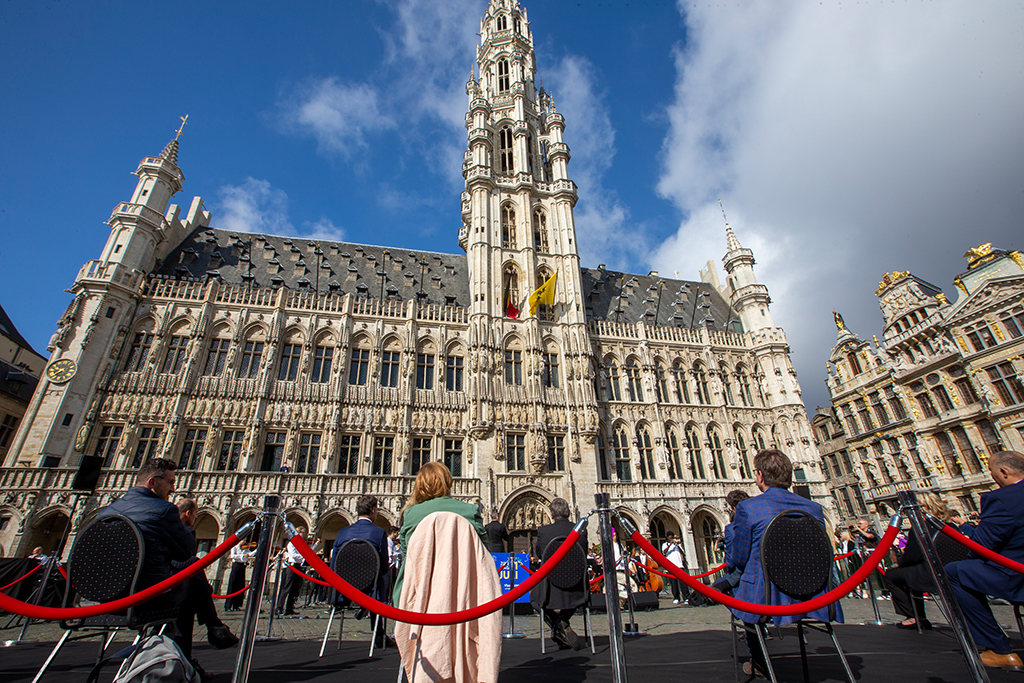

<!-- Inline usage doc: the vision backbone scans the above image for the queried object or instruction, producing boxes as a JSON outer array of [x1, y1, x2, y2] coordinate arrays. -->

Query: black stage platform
[[6, 625, 1023, 682]]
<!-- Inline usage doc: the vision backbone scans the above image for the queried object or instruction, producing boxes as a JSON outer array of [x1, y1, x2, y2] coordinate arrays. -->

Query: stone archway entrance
[[503, 493, 550, 555], [649, 510, 685, 569], [20, 510, 70, 557], [316, 512, 351, 552], [691, 510, 723, 571], [194, 513, 220, 556]]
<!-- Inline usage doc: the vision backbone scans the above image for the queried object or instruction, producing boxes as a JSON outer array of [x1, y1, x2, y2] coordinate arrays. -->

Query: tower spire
[[720, 199, 742, 252]]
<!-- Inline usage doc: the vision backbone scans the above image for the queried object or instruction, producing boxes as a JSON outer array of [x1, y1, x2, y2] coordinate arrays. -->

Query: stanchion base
[[502, 633, 526, 639], [255, 636, 284, 642], [859, 620, 894, 626], [2, 639, 35, 647], [622, 629, 646, 637]]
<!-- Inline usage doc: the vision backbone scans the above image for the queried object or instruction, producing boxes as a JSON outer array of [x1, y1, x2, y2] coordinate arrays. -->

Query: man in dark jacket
[[333, 494, 391, 647], [484, 515, 509, 553], [96, 458, 236, 668], [947, 450, 1024, 669], [530, 498, 588, 650]]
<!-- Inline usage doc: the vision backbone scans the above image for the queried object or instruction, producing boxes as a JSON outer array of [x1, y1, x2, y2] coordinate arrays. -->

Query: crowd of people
[[36, 444, 1024, 681]]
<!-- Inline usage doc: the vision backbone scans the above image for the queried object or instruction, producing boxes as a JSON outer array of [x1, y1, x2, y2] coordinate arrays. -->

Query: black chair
[[536, 536, 595, 654], [33, 514, 179, 682], [730, 509, 854, 683], [908, 526, 971, 634], [319, 538, 384, 658]]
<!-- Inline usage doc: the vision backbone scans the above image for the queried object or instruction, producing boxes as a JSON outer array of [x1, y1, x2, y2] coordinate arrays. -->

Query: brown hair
[[754, 449, 793, 489], [176, 498, 198, 515], [137, 457, 176, 485], [402, 461, 453, 512]]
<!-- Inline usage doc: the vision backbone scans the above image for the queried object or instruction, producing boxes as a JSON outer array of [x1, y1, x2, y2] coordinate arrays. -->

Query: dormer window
[[497, 59, 510, 93]]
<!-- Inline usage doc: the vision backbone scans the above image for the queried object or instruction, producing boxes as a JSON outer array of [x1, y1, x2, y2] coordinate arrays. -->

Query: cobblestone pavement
[[5, 589, 1021, 646]]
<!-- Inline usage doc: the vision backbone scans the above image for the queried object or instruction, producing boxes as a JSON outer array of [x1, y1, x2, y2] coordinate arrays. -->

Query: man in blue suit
[[725, 449, 841, 677], [946, 450, 1024, 669], [333, 494, 391, 646]]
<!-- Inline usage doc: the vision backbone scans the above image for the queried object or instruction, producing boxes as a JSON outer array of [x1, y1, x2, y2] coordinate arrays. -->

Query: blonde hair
[[919, 492, 956, 523], [403, 461, 453, 512]]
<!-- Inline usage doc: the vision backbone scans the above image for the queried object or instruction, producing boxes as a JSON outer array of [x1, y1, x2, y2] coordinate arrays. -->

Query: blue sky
[[2, 0, 1022, 413]]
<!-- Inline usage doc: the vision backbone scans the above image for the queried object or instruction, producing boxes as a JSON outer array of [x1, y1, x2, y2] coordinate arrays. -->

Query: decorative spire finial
[[175, 114, 189, 140], [720, 199, 742, 252], [833, 310, 846, 332]]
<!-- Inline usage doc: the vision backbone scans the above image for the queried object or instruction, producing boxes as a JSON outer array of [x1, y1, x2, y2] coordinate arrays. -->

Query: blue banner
[[491, 552, 531, 603]]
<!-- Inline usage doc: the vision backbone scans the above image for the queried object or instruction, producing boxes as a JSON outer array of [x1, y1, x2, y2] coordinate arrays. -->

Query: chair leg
[[910, 592, 923, 634], [797, 622, 809, 683], [586, 606, 595, 654], [755, 622, 778, 683], [540, 610, 546, 654], [826, 622, 856, 683], [31, 629, 73, 683], [320, 606, 336, 658], [1014, 603, 1024, 647], [98, 628, 119, 662]]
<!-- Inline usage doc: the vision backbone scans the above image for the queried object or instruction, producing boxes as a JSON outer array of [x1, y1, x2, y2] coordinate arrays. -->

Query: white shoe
[[673, 599, 680, 604]]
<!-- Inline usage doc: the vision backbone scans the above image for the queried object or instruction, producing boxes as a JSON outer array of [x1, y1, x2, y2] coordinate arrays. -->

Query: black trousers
[[276, 566, 302, 614], [225, 562, 247, 611], [543, 607, 577, 632], [883, 566, 926, 620]]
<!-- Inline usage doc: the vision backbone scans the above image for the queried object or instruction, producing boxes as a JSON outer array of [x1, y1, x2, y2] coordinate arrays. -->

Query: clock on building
[[45, 358, 77, 384]]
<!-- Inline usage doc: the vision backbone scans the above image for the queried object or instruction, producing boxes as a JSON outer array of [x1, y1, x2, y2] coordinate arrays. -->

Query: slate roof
[[0, 356, 38, 402], [154, 227, 740, 331], [0, 303, 43, 359]]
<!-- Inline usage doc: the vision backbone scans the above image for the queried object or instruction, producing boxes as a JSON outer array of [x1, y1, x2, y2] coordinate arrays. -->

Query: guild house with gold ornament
[[0, 0, 832, 582], [822, 244, 1024, 523]]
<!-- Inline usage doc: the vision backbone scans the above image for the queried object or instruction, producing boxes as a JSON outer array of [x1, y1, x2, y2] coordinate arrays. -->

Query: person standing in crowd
[[276, 526, 309, 616], [946, 450, 1024, 669], [333, 495, 392, 647], [96, 459, 237, 680], [225, 540, 253, 611], [392, 462, 486, 605], [484, 514, 510, 553], [883, 493, 957, 630], [712, 490, 750, 597], [725, 449, 841, 678], [661, 532, 687, 604], [28, 546, 48, 563], [531, 498, 588, 650]]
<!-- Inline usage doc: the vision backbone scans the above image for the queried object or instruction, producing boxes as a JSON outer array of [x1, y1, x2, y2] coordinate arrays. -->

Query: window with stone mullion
[[311, 345, 333, 383], [239, 341, 264, 379], [372, 435, 394, 475], [381, 351, 401, 388], [162, 335, 188, 374], [124, 333, 154, 372]]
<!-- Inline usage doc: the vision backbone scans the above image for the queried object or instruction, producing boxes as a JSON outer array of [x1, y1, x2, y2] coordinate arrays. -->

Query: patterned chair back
[[334, 539, 380, 595], [761, 510, 833, 602], [542, 536, 586, 591]]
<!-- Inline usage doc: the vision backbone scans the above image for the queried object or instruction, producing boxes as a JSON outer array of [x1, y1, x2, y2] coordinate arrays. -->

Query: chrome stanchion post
[[621, 558, 640, 635], [503, 556, 524, 639], [898, 490, 989, 683], [233, 496, 280, 683], [262, 555, 284, 641], [596, 493, 628, 683]]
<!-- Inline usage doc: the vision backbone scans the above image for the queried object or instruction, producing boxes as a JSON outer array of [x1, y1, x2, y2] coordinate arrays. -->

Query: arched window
[[625, 358, 644, 402], [536, 268, 556, 321], [497, 59, 510, 92], [501, 203, 516, 247], [278, 331, 303, 381], [734, 426, 752, 479], [542, 342, 560, 387], [693, 363, 711, 404], [613, 424, 631, 482], [637, 426, 655, 479], [672, 361, 690, 403], [380, 338, 402, 388], [532, 208, 548, 252], [737, 366, 754, 407], [311, 333, 335, 384], [685, 424, 706, 479], [445, 343, 465, 392], [496, 14, 508, 31], [239, 327, 266, 379], [498, 126, 514, 174], [752, 425, 768, 451], [504, 338, 523, 386], [203, 327, 231, 377], [503, 263, 520, 315], [708, 427, 726, 479], [416, 340, 436, 390], [596, 425, 610, 481], [348, 335, 371, 386], [605, 359, 622, 401], [720, 363, 735, 405], [667, 428, 684, 480], [162, 327, 189, 375], [655, 363, 669, 403], [124, 322, 155, 373]]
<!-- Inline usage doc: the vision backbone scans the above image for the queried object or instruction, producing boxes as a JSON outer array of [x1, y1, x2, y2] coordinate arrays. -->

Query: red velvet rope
[[941, 524, 1024, 575], [834, 551, 855, 560], [287, 564, 333, 587], [629, 523, 900, 617], [590, 574, 603, 587], [0, 532, 241, 621], [0, 563, 42, 592], [288, 530, 581, 625], [211, 585, 250, 600], [515, 559, 533, 575]]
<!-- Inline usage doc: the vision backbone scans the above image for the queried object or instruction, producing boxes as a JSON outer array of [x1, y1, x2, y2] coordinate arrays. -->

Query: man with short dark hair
[[947, 450, 1024, 669], [484, 513, 509, 553], [725, 449, 840, 677], [96, 459, 237, 676], [333, 494, 391, 647], [531, 497, 588, 650]]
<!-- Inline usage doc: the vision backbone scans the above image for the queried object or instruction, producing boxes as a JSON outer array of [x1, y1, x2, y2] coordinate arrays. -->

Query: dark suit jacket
[[484, 520, 509, 553], [725, 486, 841, 625], [530, 518, 589, 611], [946, 479, 1024, 602], [333, 518, 389, 600], [96, 486, 195, 590]]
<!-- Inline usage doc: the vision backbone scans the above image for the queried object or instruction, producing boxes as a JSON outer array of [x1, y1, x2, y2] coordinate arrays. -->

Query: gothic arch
[[283, 509, 312, 533], [281, 326, 306, 344], [167, 315, 196, 335], [351, 332, 373, 349], [313, 328, 337, 346], [241, 321, 269, 341], [613, 506, 643, 541], [225, 509, 259, 536], [381, 334, 404, 352], [501, 487, 553, 554], [416, 336, 437, 354], [314, 510, 352, 547], [689, 506, 725, 570], [193, 511, 220, 553], [19, 506, 72, 557]]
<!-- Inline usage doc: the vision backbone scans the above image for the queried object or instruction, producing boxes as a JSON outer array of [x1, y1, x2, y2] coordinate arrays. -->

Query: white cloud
[[653, 1, 1024, 410], [216, 179, 346, 242], [547, 55, 639, 269], [279, 78, 395, 157]]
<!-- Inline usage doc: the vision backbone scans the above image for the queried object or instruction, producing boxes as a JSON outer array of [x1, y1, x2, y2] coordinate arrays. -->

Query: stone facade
[[810, 406, 869, 527], [0, 0, 832, 582], [824, 245, 1024, 518]]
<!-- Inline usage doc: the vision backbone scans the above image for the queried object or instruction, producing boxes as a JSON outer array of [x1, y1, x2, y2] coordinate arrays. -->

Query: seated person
[[712, 489, 750, 596], [725, 449, 841, 678], [531, 497, 589, 650], [96, 459, 236, 676], [946, 450, 1024, 669], [883, 493, 955, 630], [333, 494, 391, 647]]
